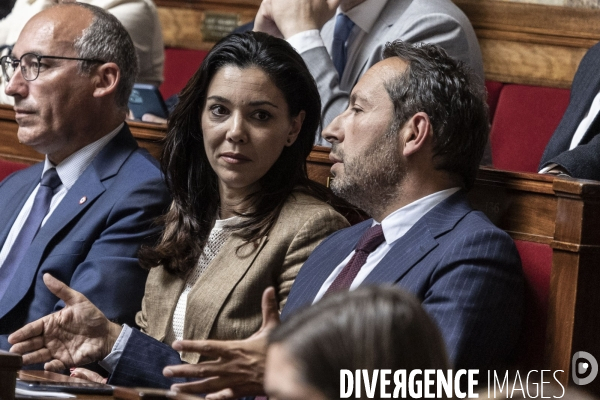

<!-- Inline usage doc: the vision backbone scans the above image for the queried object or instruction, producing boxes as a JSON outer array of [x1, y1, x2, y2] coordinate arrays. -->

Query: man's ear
[[91, 62, 120, 98], [402, 112, 431, 157], [285, 110, 305, 147]]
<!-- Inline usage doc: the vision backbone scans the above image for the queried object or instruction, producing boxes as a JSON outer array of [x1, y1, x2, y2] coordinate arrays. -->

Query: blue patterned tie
[[0, 168, 61, 300], [332, 13, 355, 79]]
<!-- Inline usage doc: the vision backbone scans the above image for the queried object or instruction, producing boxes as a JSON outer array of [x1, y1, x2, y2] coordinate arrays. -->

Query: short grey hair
[[71, 2, 138, 109]]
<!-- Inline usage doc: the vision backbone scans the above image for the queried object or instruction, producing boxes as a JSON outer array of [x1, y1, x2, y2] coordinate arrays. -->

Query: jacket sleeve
[[421, 227, 524, 371], [276, 207, 349, 310]]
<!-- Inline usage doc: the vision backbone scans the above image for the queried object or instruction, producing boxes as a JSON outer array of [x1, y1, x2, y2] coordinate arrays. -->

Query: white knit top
[[165, 216, 239, 343]]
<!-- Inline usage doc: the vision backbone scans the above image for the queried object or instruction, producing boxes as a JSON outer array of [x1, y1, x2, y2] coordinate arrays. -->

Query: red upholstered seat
[[513, 240, 552, 369], [490, 84, 570, 172], [485, 80, 503, 122], [160, 48, 209, 100], [0, 159, 28, 182]]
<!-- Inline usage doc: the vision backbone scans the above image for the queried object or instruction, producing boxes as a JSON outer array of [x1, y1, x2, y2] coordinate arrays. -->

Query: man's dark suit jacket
[[283, 191, 524, 372], [539, 42, 600, 181], [0, 125, 170, 350]]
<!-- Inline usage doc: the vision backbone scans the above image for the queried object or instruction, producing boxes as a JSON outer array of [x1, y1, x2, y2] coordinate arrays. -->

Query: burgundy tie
[[325, 224, 385, 295]]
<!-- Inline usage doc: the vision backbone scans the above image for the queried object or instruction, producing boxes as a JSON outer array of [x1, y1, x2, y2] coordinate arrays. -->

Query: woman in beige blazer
[[8, 32, 349, 387]]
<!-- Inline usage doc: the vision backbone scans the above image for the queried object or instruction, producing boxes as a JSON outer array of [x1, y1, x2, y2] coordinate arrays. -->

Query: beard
[[330, 125, 406, 218]]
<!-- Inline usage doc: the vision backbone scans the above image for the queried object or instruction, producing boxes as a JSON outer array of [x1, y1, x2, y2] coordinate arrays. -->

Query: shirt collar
[[339, 0, 389, 34], [374, 187, 462, 245], [42, 122, 124, 190]]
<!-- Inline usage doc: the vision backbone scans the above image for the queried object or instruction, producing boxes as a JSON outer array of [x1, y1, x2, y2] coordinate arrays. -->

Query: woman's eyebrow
[[205, 97, 278, 109], [248, 100, 279, 108], [206, 95, 230, 103]]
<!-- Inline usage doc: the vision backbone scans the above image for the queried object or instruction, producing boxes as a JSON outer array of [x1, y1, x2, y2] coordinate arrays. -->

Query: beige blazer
[[135, 192, 349, 363]]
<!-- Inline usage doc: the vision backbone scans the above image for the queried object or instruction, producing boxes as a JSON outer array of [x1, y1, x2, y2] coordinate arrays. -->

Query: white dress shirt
[[313, 187, 461, 303], [0, 123, 123, 270], [569, 90, 600, 150]]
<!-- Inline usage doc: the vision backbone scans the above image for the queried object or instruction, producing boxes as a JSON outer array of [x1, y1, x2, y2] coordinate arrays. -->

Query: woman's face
[[202, 65, 304, 197], [265, 344, 329, 400]]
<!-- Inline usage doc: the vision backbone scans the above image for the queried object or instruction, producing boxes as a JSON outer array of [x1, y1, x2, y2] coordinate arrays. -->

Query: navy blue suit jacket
[[539, 42, 600, 180], [282, 191, 524, 371], [0, 125, 170, 350]]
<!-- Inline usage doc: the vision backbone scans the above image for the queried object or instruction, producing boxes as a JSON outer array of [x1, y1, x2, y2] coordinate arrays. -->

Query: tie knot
[[355, 224, 385, 253], [40, 168, 61, 190]]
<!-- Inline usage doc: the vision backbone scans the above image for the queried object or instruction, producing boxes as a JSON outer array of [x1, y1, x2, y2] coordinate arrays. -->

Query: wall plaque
[[202, 12, 240, 42]]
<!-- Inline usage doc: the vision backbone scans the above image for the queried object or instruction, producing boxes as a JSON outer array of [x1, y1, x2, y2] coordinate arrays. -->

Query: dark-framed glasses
[[0, 53, 105, 82]]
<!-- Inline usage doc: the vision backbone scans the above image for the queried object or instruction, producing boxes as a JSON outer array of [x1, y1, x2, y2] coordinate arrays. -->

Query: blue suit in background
[[539, 42, 600, 181], [282, 191, 524, 372], [0, 125, 170, 350]]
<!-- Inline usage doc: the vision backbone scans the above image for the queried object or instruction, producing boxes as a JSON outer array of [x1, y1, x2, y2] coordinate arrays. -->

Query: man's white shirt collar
[[42, 122, 124, 189]]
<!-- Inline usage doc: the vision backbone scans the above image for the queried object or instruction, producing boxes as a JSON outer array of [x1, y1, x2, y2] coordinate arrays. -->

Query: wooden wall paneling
[[156, 0, 259, 50], [547, 249, 578, 387], [156, 0, 261, 8], [468, 168, 557, 243], [454, 0, 600, 87], [454, 0, 600, 39], [478, 38, 587, 88]]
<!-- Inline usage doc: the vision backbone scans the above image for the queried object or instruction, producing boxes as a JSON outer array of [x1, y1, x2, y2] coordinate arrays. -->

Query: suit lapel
[[282, 220, 372, 318], [0, 165, 42, 247], [144, 268, 186, 342], [363, 191, 471, 285], [182, 234, 268, 362], [363, 222, 437, 285], [0, 126, 138, 319]]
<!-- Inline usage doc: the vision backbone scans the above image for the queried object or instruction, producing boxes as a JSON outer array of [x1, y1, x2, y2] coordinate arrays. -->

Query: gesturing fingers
[[164, 360, 233, 380], [172, 379, 264, 399], [43, 273, 86, 306], [172, 339, 238, 359], [8, 335, 45, 355], [259, 287, 280, 332], [8, 318, 44, 345], [20, 348, 53, 366], [45, 359, 68, 372]]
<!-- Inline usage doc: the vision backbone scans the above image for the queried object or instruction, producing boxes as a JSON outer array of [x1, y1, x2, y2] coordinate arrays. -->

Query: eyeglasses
[[0, 53, 105, 82]]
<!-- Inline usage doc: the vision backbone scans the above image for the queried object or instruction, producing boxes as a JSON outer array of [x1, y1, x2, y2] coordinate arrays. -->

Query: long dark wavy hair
[[139, 32, 333, 276]]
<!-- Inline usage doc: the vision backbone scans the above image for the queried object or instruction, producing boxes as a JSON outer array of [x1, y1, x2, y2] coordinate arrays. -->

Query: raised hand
[[163, 287, 281, 399], [254, 0, 339, 39], [8, 273, 122, 371]]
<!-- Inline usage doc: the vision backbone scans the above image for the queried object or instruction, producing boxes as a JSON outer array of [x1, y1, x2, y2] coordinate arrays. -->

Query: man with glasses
[[0, 2, 169, 351]]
